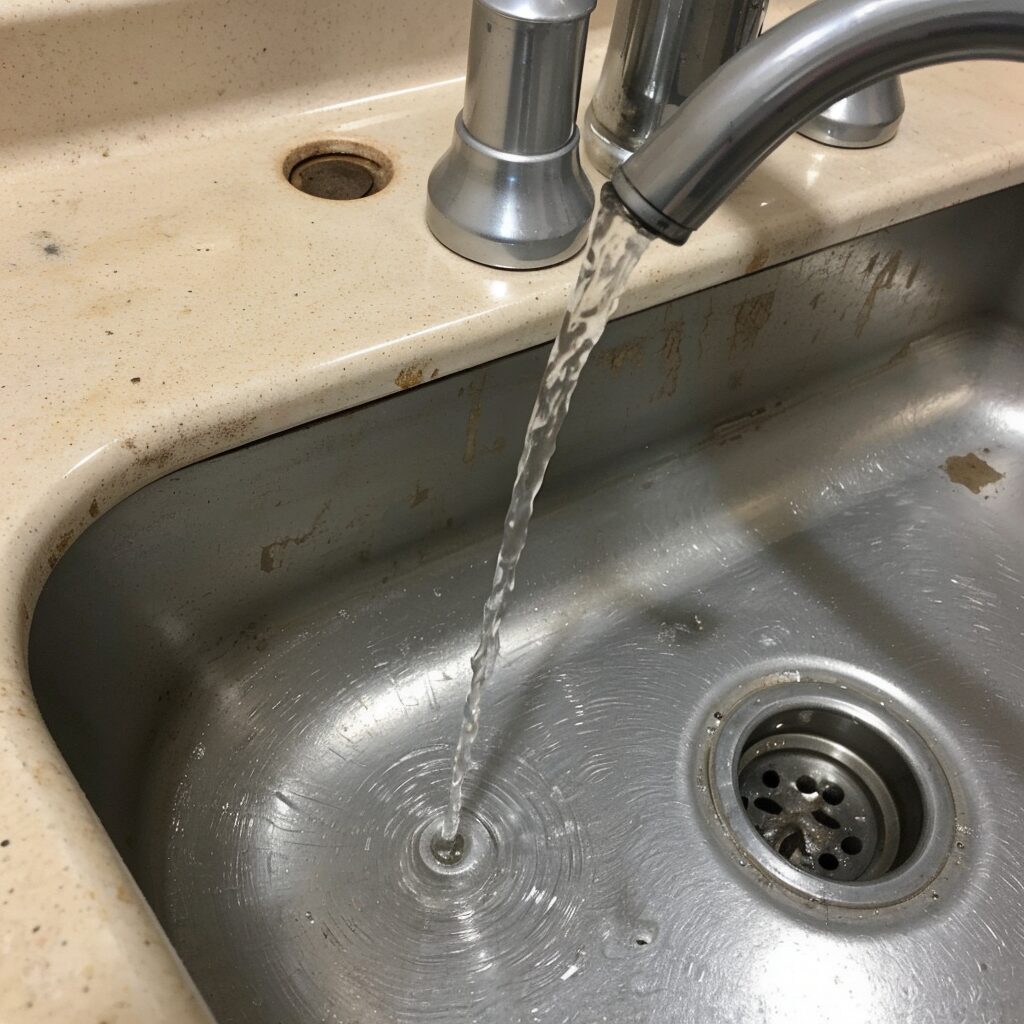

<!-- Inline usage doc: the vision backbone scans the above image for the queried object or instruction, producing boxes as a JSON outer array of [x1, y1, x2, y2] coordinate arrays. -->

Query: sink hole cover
[[709, 678, 956, 907], [284, 141, 392, 200], [739, 737, 898, 882]]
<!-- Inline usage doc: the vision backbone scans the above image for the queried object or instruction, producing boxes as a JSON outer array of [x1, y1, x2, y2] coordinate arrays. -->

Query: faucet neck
[[613, 0, 1024, 243]]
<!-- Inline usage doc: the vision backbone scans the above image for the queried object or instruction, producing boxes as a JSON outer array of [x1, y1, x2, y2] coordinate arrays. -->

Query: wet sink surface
[[30, 186, 1024, 1022]]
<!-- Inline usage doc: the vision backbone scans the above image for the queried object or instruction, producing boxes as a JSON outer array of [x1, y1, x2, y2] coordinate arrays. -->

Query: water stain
[[905, 259, 921, 290], [855, 250, 901, 338], [463, 373, 485, 464], [260, 501, 331, 572], [729, 291, 775, 358], [598, 339, 644, 375], [943, 452, 1003, 495], [655, 332, 682, 401]]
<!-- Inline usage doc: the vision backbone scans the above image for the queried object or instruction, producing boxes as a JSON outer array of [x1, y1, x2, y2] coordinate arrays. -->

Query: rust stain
[[47, 529, 76, 569], [697, 296, 715, 361], [463, 373, 486, 465], [745, 243, 771, 274], [855, 250, 901, 338], [213, 411, 258, 446], [942, 452, 1003, 495], [711, 405, 769, 446], [260, 501, 331, 573], [88, 498, 100, 518], [599, 339, 644, 375], [654, 326, 683, 401], [395, 366, 423, 390], [122, 439, 172, 472], [729, 291, 775, 358], [885, 338, 916, 369], [410, 482, 430, 508], [905, 259, 921, 290]]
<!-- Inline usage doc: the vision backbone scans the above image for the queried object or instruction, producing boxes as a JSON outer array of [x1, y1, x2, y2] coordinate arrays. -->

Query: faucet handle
[[427, 0, 597, 270]]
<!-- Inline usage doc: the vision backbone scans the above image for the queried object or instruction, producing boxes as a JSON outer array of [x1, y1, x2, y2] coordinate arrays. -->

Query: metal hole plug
[[709, 677, 956, 907]]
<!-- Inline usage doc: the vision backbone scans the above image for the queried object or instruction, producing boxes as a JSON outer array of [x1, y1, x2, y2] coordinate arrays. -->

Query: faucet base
[[799, 79, 906, 150], [583, 105, 637, 180], [427, 116, 594, 271]]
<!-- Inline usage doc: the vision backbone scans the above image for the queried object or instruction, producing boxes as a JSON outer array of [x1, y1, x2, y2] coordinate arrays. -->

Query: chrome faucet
[[586, 0, 909, 174], [611, 0, 1024, 245], [584, 0, 769, 178]]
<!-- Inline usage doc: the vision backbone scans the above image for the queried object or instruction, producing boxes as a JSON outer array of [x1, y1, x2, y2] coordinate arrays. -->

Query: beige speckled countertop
[[2, 0, 1024, 1018]]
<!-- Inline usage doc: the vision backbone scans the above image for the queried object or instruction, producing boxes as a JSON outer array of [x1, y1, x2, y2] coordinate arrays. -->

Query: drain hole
[[285, 142, 392, 200], [812, 809, 841, 830], [778, 830, 806, 862], [714, 679, 956, 905], [822, 784, 845, 806]]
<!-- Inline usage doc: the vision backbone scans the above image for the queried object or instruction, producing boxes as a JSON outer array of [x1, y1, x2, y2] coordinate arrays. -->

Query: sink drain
[[284, 141, 392, 200], [709, 679, 955, 907]]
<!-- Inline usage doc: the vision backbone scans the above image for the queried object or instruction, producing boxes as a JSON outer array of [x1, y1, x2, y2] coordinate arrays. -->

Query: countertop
[[2, 0, 1024, 1018]]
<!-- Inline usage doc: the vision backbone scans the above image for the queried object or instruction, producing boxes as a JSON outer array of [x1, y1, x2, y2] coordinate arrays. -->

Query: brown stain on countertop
[[943, 451, 1003, 494], [745, 242, 771, 274], [46, 529, 76, 569], [395, 366, 424, 389]]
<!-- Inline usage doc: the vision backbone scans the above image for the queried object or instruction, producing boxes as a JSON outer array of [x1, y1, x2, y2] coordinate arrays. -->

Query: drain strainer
[[709, 679, 955, 907], [284, 141, 392, 200]]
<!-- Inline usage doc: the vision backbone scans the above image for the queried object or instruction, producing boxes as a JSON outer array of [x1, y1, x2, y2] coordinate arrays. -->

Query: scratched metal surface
[[30, 185, 1024, 1023]]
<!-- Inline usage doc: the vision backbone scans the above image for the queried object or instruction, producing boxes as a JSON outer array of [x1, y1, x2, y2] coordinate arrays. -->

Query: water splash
[[438, 189, 654, 846]]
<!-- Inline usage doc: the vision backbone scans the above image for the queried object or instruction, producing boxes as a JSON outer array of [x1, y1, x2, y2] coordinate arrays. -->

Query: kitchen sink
[[30, 184, 1024, 1022]]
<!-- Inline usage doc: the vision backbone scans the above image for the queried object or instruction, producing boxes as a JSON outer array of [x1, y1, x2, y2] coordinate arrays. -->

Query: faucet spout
[[612, 0, 1024, 244]]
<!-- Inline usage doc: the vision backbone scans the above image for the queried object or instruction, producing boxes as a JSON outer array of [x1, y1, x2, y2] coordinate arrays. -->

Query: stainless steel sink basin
[[30, 185, 1024, 1022]]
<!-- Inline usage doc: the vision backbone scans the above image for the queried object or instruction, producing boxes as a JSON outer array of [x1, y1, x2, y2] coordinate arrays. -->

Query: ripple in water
[[301, 746, 590, 1020]]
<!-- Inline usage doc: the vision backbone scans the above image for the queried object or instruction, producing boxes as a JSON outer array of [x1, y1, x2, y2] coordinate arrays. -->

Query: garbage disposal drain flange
[[709, 678, 955, 907]]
